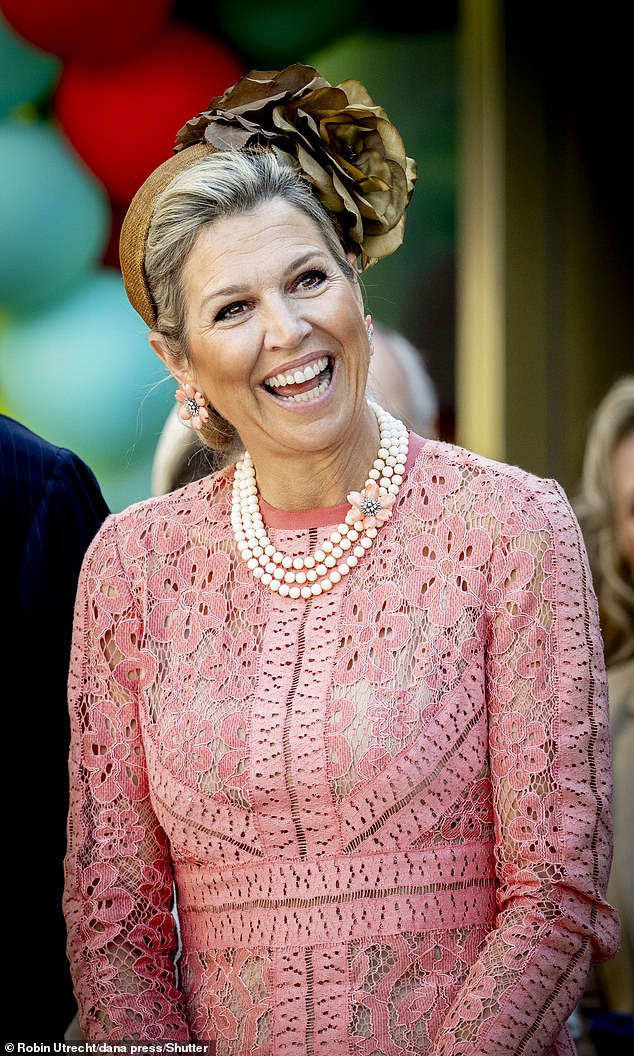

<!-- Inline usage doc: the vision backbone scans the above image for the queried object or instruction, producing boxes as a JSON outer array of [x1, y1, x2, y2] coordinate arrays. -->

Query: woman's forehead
[[186, 201, 334, 273]]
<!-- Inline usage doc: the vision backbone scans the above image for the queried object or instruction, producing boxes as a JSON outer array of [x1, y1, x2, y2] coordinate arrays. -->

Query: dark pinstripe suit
[[0, 414, 110, 1038]]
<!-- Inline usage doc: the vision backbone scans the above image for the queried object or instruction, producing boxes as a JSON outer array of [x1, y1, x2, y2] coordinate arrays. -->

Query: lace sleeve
[[63, 521, 189, 1041], [431, 477, 620, 1055]]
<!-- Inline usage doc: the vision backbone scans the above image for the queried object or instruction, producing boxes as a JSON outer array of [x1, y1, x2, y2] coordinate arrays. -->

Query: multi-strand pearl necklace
[[231, 401, 409, 598]]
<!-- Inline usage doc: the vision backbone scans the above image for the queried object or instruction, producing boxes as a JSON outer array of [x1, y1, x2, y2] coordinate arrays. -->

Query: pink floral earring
[[175, 384, 210, 430]]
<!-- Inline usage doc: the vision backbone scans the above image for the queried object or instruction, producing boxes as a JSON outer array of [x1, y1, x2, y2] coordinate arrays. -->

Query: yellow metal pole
[[456, 0, 505, 460]]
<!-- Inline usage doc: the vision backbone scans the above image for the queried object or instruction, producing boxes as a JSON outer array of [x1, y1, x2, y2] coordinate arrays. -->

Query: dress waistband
[[174, 844, 497, 951]]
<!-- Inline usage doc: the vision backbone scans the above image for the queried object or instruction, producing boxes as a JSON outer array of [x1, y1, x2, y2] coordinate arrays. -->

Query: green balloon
[[0, 11, 61, 118], [215, 0, 363, 67], [0, 268, 173, 512], [0, 118, 110, 313]]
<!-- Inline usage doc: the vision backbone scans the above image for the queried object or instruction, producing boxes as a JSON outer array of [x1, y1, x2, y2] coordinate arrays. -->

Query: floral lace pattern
[[64, 436, 619, 1052]]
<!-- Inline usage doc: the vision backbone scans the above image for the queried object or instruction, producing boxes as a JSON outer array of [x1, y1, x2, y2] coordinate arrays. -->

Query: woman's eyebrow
[[200, 252, 328, 309]]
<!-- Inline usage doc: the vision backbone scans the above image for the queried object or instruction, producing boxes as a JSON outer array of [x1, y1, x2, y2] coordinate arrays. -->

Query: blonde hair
[[576, 376, 634, 664]]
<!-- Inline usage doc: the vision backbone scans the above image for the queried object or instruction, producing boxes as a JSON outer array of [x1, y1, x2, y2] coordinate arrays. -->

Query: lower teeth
[[279, 372, 331, 402]]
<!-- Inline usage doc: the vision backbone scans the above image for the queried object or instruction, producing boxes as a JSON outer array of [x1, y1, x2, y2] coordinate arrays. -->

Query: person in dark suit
[[0, 413, 110, 1039]]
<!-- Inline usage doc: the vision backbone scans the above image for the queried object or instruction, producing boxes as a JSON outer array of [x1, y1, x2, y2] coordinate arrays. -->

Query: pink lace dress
[[64, 434, 619, 1053]]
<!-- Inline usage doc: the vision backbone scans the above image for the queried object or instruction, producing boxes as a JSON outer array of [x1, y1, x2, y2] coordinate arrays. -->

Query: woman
[[64, 65, 618, 1052], [575, 377, 634, 1027]]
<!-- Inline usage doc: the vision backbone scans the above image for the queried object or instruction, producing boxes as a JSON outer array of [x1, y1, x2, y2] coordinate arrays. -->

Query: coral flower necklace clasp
[[346, 480, 396, 529]]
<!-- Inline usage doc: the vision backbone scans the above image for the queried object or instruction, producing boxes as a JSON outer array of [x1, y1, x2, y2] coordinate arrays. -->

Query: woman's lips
[[264, 355, 333, 401]]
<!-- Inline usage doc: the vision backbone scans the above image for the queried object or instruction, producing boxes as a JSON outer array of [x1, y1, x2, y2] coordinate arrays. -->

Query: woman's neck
[[247, 404, 380, 512]]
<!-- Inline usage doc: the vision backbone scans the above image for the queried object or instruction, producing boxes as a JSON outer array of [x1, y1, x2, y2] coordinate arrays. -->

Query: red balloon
[[0, 0, 174, 63], [53, 23, 246, 206]]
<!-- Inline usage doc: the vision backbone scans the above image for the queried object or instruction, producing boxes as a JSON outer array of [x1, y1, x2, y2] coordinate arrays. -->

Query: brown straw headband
[[119, 141, 216, 330]]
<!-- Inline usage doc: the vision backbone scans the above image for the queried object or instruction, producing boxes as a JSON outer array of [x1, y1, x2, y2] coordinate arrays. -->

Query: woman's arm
[[432, 476, 619, 1055], [63, 522, 189, 1041]]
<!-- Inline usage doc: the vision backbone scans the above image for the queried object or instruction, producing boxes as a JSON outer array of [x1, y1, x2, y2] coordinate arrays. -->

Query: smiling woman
[[64, 63, 619, 1051]]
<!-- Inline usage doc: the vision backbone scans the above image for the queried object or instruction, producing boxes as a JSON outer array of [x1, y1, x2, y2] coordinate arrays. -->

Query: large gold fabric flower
[[175, 64, 418, 269]]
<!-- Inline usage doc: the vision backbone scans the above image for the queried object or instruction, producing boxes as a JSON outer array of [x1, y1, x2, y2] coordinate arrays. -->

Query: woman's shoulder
[[412, 435, 565, 496], [407, 434, 578, 537]]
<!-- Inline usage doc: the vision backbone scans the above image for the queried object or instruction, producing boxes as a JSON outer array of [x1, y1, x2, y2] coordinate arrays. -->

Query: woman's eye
[[294, 269, 328, 291], [216, 301, 247, 322]]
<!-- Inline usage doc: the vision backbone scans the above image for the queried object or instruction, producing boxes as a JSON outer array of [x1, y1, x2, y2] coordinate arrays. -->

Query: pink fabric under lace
[[64, 434, 619, 1053]]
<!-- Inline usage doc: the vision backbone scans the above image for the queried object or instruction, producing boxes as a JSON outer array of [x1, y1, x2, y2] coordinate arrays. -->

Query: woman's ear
[[148, 331, 189, 388]]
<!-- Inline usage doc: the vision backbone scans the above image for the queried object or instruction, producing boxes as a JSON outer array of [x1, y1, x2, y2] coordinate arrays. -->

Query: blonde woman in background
[[576, 375, 634, 1043]]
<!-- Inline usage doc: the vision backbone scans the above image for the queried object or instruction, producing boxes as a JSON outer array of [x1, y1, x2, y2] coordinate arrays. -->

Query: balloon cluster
[[0, 2, 453, 508], [0, 1, 370, 508]]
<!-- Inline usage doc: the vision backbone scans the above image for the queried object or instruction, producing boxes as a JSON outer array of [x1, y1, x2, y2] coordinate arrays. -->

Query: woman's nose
[[262, 297, 311, 350]]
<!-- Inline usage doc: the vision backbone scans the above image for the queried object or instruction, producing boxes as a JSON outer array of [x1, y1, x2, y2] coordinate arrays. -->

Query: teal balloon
[[0, 118, 110, 313], [215, 0, 363, 67], [0, 268, 173, 509], [0, 11, 61, 118]]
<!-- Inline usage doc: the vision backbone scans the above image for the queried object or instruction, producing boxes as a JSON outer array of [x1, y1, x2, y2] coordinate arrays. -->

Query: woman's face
[[159, 198, 370, 463], [613, 426, 634, 579]]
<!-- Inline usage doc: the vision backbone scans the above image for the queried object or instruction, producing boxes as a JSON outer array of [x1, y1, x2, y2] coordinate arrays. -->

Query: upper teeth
[[265, 356, 329, 389]]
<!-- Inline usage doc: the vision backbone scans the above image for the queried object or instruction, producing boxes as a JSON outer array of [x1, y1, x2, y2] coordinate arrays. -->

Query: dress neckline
[[258, 432, 425, 529]]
